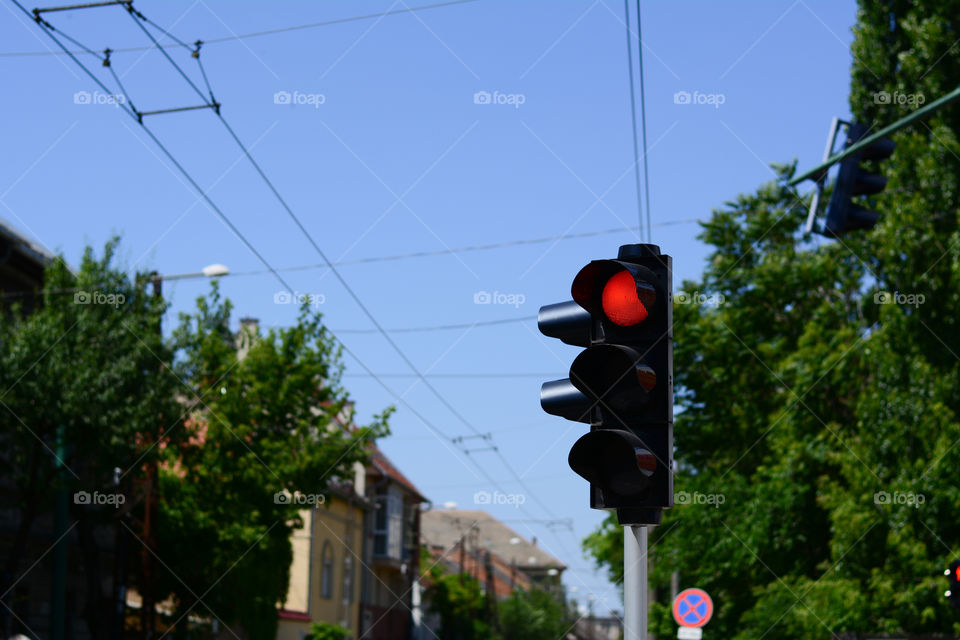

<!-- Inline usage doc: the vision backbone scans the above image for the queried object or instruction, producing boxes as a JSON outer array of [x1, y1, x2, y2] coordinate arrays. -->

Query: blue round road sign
[[673, 588, 713, 628]]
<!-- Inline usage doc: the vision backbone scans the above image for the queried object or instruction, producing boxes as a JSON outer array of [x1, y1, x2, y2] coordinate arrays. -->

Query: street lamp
[[138, 262, 228, 639]]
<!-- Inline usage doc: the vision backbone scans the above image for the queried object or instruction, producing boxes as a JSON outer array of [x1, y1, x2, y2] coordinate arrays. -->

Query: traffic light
[[823, 122, 895, 236], [539, 243, 672, 526], [945, 559, 960, 609]]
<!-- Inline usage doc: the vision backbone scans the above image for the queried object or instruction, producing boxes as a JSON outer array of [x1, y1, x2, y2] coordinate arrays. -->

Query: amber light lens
[[601, 270, 651, 326]]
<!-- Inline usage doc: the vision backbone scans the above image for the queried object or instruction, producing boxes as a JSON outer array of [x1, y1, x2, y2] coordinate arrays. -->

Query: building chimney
[[237, 317, 259, 360]]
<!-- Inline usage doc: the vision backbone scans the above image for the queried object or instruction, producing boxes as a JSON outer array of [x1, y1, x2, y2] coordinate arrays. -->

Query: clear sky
[[1, 0, 859, 614]]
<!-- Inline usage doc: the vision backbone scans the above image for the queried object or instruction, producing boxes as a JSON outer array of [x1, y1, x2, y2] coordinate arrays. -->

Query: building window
[[321, 541, 334, 599], [373, 487, 403, 560], [342, 555, 354, 604]]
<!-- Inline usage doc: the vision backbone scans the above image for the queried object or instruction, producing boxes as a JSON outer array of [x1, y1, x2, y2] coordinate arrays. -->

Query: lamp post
[[137, 264, 228, 639]]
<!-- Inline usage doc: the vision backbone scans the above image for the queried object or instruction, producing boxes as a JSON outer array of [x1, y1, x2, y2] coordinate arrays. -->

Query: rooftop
[[420, 509, 565, 570]]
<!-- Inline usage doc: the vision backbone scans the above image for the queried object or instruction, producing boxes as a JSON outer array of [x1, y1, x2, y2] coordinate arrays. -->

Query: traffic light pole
[[790, 83, 960, 186], [624, 525, 648, 640]]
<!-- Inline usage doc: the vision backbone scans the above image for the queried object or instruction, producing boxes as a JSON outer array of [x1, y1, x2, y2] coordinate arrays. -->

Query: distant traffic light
[[823, 122, 895, 236], [539, 244, 673, 526], [946, 559, 960, 609]]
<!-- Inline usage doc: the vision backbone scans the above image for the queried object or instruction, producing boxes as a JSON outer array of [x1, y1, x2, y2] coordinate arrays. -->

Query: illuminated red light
[[602, 270, 649, 326], [956, 566, 960, 581]]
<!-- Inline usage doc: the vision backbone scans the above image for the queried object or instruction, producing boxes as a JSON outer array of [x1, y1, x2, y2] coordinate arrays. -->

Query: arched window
[[321, 541, 334, 599]]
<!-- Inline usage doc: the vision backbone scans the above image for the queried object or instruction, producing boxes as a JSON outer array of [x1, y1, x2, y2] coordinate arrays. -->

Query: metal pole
[[790, 83, 960, 185], [52, 424, 67, 640], [624, 525, 648, 640]]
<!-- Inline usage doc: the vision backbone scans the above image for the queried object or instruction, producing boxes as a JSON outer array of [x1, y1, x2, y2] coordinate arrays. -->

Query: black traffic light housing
[[823, 122, 895, 236], [946, 559, 960, 610], [539, 244, 672, 526]]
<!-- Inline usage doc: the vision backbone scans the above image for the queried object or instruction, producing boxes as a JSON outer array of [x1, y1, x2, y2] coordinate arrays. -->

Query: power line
[[119, 4, 570, 524], [622, 0, 644, 241], [0, 0, 481, 57], [223, 219, 703, 277], [18, 0, 576, 528], [11, 0, 564, 535], [342, 372, 559, 378], [334, 315, 536, 334], [635, 0, 653, 243]]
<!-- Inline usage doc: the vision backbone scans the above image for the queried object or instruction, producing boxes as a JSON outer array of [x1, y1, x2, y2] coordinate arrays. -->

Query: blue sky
[[1, 0, 858, 614]]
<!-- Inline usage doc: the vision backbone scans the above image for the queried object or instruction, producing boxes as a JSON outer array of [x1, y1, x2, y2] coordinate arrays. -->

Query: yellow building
[[277, 446, 428, 640], [278, 462, 368, 640]]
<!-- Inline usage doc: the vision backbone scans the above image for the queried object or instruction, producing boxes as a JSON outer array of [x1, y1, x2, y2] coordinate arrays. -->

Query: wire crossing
[[11, 0, 568, 528]]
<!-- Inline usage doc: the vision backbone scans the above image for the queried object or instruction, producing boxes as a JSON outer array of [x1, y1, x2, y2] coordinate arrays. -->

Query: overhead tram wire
[[0, 0, 482, 57], [635, 0, 653, 243], [622, 0, 645, 241], [222, 219, 703, 276], [13, 1, 568, 532], [118, 3, 567, 523], [10, 0, 521, 515]]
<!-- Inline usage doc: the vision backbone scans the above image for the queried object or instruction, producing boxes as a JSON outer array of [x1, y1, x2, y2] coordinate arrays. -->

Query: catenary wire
[[12, 0, 569, 531], [635, 0, 653, 243], [118, 2, 568, 521], [0, 0, 482, 57]]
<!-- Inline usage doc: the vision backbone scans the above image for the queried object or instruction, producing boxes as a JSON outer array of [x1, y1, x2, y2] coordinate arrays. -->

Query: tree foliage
[[158, 284, 389, 639], [498, 587, 572, 640], [584, 2, 960, 638], [0, 239, 181, 638]]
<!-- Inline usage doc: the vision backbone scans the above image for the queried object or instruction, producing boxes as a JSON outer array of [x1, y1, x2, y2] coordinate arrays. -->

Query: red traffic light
[[572, 261, 658, 326], [602, 270, 654, 326]]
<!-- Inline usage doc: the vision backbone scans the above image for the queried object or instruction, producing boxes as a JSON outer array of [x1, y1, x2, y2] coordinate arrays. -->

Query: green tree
[[304, 621, 351, 640], [498, 588, 571, 640], [157, 284, 389, 639], [424, 566, 493, 640], [0, 239, 181, 639], [585, 2, 960, 637]]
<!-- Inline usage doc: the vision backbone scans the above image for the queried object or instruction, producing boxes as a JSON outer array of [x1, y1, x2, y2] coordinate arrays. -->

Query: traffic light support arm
[[790, 83, 960, 186]]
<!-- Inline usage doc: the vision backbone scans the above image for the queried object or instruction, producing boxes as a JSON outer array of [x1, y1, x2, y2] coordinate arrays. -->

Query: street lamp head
[[202, 263, 230, 278]]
